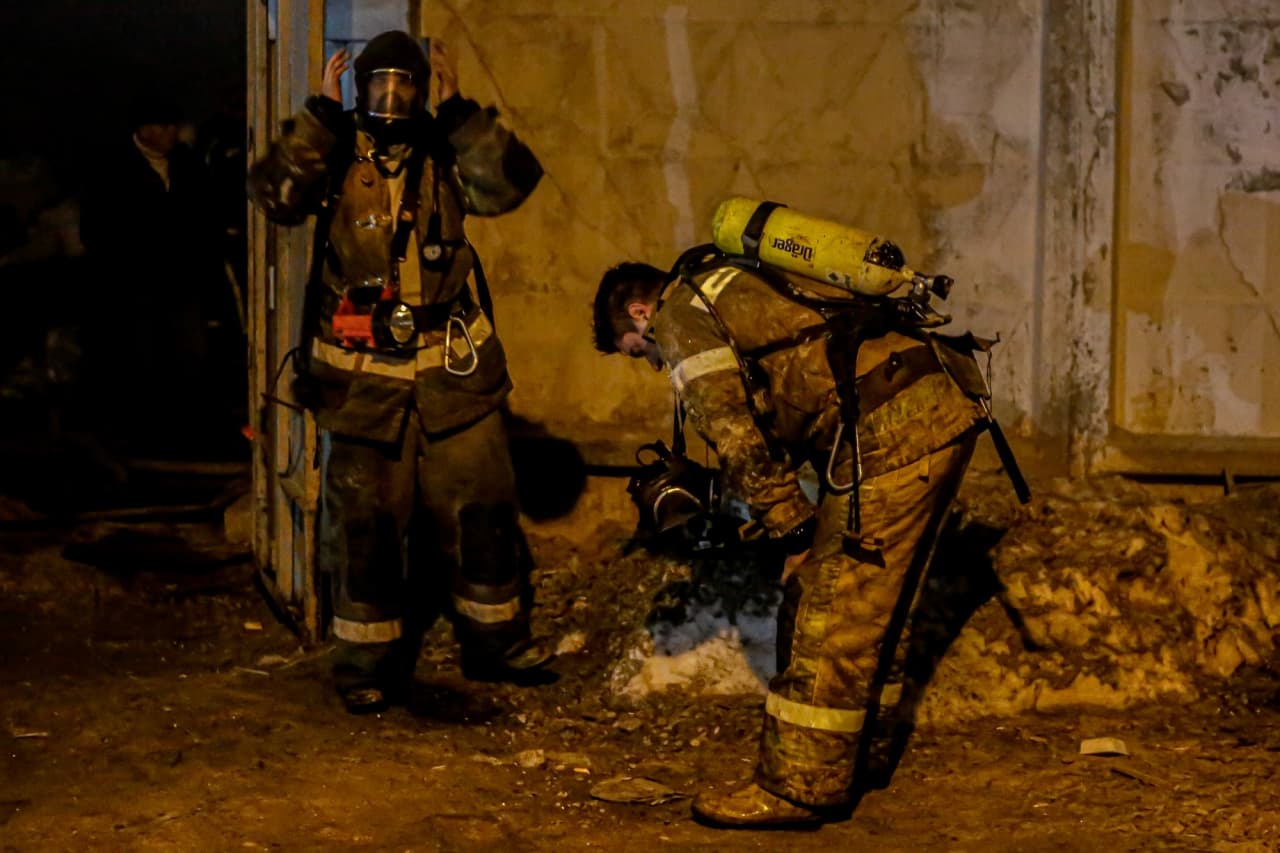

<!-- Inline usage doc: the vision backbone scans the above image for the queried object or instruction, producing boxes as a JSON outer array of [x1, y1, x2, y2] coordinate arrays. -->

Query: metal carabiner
[[826, 420, 866, 534], [443, 314, 479, 376], [824, 421, 858, 494]]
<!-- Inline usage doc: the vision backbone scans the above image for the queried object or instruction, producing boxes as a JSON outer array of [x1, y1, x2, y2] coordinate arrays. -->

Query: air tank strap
[[469, 242, 496, 328], [674, 271, 785, 462], [667, 243, 723, 284], [387, 153, 496, 331], [388, 149, 430, 290], [740, 200, 785, 261]]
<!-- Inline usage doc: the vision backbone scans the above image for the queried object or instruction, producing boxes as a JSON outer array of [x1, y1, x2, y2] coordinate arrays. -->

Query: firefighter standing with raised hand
[[248, 31, 550, 714], [592, 199, 1010, 826]]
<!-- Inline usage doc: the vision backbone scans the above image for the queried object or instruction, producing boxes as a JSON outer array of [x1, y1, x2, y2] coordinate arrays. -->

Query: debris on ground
[[2, 471, 1279, 848], [589, 776, 688, 806], [548, 472, 1280, 729], [1079, 737, 1129, 756]]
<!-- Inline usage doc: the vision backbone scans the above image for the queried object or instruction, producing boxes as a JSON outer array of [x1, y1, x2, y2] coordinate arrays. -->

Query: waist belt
[[409, 290, 474, 331], [854, 344, 942, 416], [341, 284, 474, 331], [312, 309, 494, 380]]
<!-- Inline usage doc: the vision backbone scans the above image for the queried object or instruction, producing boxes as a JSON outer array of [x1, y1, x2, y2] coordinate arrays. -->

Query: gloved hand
[[778, 518, 816, 583]]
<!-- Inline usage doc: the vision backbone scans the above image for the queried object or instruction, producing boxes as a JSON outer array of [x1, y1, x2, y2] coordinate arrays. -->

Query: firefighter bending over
[[591, 206, 999, 826]]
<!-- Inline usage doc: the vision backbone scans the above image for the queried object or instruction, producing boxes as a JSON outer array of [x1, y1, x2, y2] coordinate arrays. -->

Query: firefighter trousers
[[756, 434, 976, 807], [317, 408, 533, 692]]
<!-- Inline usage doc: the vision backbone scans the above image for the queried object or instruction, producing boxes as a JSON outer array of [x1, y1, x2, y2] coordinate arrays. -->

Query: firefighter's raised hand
[[429, 40, 458, 103], [322, 48, 350, 103]]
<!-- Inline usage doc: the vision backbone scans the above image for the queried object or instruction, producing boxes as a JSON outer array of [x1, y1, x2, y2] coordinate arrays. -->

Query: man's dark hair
[[592, 262, 667, 354]]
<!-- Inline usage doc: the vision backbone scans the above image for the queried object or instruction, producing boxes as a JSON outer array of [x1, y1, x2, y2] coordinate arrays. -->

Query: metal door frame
[[246, 0, 325, 641]]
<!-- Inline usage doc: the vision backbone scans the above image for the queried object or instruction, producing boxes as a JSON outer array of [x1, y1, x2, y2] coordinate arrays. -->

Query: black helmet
[[354, 31, 430, 122]]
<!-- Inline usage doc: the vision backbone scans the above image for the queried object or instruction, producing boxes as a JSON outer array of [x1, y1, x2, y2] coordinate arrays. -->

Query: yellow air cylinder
[[710, 197, 917, 297]]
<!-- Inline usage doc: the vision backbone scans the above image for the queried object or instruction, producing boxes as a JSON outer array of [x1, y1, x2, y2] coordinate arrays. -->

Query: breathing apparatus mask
[[626, 440, 735, 550], [363, 69, 422, 121], [353, 31, 431, 143], [356, 68, 425, 146]]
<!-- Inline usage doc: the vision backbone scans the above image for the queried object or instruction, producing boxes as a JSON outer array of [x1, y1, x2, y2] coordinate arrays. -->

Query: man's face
[[137, 123, 178, 154], [617, 311, 663, 370]]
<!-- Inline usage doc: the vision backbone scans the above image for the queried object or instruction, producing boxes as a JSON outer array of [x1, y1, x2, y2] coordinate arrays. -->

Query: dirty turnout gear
[[650, 262, 986, 809], [322, 409, 539, 696], [248, 46, 545, 704]]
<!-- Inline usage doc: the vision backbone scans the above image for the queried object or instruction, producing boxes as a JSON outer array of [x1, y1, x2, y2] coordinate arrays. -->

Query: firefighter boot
[[460, 636, 557, 685], [691, 782, 828, 828]]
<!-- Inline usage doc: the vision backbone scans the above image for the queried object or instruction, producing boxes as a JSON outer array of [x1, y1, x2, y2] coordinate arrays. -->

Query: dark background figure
[[79, 94, 242, 461], [0, 0, 247, 494], [0, 0, 245, 178], [0, 154, 109, 509], [197, 82, 250, 330]]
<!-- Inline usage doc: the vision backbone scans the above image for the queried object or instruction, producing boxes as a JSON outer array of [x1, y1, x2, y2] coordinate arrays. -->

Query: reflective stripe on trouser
[[331, 615, 403, 643], [755, 437, 975, 807], [452, 581, 528, 664], [453, 591, 523, 624], [452, 499, 533, 662], [330, 615, 409, 694]]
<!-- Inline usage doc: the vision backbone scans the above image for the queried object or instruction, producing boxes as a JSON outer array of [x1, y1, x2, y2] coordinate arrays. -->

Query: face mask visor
[[363, 69, 420, 120]]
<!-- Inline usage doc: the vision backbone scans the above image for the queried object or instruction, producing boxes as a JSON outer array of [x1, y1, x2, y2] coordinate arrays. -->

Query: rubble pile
[[536, 473, 1280, 726], [917, 476, 1280, 723], [529, 517, 782, 702], [602, 549, 781, 701]]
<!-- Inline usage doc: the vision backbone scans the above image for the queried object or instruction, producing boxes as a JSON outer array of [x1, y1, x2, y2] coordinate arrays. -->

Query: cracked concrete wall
[[405, 1, 1275, 462], [416, 1, 1047, 458], [904, 2, 1045, 437], [1116, 3, 1280, 438]]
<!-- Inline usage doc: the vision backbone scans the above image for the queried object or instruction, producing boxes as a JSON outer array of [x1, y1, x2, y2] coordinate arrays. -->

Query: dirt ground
[[3, 469, 1280, 852]]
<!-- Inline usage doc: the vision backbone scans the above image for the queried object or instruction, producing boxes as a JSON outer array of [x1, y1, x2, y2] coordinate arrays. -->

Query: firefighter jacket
[[649, 263, 986, 542], [248, 95, 542, 441]]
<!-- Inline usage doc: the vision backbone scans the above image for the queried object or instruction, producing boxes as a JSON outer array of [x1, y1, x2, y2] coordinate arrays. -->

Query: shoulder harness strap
[[663, 246, 784, 462]]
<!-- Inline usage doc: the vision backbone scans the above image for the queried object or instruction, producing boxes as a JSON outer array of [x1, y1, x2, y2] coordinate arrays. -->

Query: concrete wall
[[1115, 2, 1280, 439], [905, 3, 1045, 436], [416, 1, 1051, 462], [406, 1, 1276, 470]]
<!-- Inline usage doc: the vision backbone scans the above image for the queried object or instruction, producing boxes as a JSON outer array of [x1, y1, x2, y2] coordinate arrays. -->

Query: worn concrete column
[[1037, 0, 1117, 475]]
